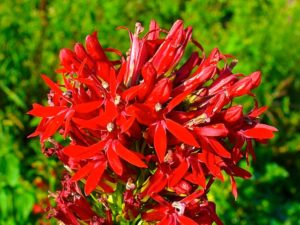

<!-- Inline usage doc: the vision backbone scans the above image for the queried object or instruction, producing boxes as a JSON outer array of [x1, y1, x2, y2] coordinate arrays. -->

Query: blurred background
[[0, 0, 300, 224]]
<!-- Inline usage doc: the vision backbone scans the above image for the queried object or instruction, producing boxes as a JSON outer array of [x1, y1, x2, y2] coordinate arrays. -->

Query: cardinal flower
[[29, 20, 277, 225]]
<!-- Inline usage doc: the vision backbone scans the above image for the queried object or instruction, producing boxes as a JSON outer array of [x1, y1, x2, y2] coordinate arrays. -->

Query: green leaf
[[0, 153, 20, 187], [14, 189, 35, 224]]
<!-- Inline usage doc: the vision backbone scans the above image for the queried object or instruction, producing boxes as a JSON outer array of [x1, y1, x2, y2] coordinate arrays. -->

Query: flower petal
[[207, 138, 231, 158], [166, 89, 192, 113], [243, 126, 276, 139], [178, 215, 199, 225], [71, 161, 95, 182], [169, 160, 189, 187], [145, 78, 172, 105], [154, 122, 167, 163], [42, 112, 66, 140], [41, 74, 63, 95], [230, 176, 238, 200], [165, 119, 199, 147], [85, 161, 107, 195], [248, 106, 268, 118], [114, 142, 147, 168], [28, 104, 66, 117], [194, 124, 228, 137], [107, 145, 123, 176], [64, 141, 105, 160], [73, 100, 102, 113]]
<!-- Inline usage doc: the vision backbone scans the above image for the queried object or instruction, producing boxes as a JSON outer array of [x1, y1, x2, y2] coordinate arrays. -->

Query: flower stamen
[[106, 122, 115, 132], [172, 201, 186, 216], [155, 103, 162, 112]]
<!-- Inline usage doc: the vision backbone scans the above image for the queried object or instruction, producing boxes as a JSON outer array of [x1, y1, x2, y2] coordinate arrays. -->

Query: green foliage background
[[0, 0, 299, 224]]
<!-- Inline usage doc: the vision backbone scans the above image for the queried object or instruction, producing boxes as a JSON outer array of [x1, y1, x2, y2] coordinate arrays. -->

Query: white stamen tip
[[106, 122, 115, 132], [172, 201, 186, 216], [102, 81, 109, 89], [155, 103, 162, 112], [114, 95, 121, 105], [126, 181, 136, 190]]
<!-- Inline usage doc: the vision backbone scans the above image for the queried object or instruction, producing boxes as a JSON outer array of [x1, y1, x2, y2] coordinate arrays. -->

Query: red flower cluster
[[28, 20, 277, 224]]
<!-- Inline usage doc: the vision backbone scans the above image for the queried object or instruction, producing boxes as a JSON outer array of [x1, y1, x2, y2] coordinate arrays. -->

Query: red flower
[[29, 20, 277, 224]]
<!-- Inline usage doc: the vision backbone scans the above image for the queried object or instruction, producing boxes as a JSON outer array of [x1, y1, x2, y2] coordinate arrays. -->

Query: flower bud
[[59, 48, 79, 71], [224, 105, 243, 123], [85, 32, 107, 61], [249, 71, 261, 89]]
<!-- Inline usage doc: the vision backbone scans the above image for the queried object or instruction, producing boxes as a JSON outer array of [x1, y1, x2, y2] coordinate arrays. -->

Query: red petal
[[84, 161, 106, 195], [145, 78, 172, 105], [246, 139, 256, 162], [42, 112, 66, 140], [243, 127, 275, 139], [142, 209, 165, 222], [28, 104, 66, 117], [230, 176, 238, 200], [104, 100, 118, 121], [73, 101, 102, 113], [158, 215, 172, 225], [154, 122, 167, 163], [255, 123, 278, 131], [166, 89, 191, 113], [189, 158, 206, 187], [41, 74, 63, 95], [138, 62, 156, 101], [165, 119, 199, 147], [198, 139, 224, 181], [208, 74, 237, 95], [208, 138, 231, 158], [169, 160, 189, 187], [230, 165, 252, 179], [107, 145, 123, 176], [72, 117, 102, 130], [174, 52, 200, 85], [109, 68, 118, 96], [194, 123, 228, 137], [178, 215, 198, 225], [148, 20, 160, 40], [63, 110, 75, 138], [121, 85, 140, 102], [114, 142, 147, 168], [144, 170, 167, 197], [248, 106, 268, 118], [64, 141, 105, 160], [181, 189, 204, 204], [71, 161, 95, 182], [120, 116, 135, 133], [127, 104, 156, 126], [172, 65, 216, 96]]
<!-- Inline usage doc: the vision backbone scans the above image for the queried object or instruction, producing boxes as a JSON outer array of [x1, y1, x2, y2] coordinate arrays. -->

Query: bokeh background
[[1, 0, 300, 224]]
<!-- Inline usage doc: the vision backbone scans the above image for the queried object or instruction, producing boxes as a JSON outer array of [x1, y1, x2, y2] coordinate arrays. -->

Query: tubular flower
[[28, 20, 277, 224]]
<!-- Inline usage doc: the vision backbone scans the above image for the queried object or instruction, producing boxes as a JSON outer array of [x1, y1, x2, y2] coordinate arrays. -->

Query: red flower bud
[[229, 76, 253, 97], [249, 71, 261, 89], [59, 48, 80, 71], [223, 105, 243, 123], [85, 32, 107, 61]]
